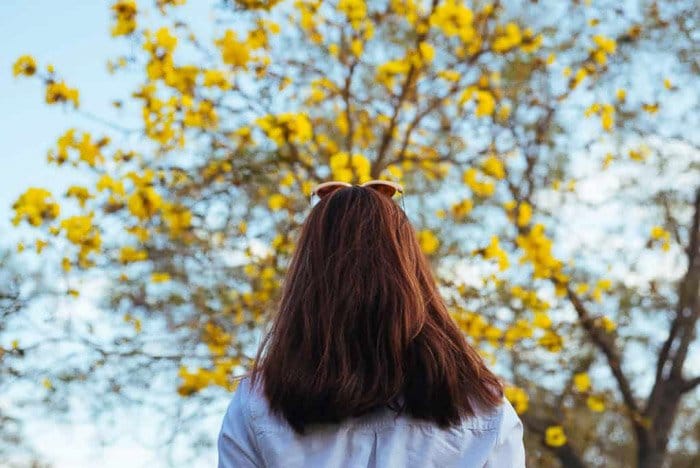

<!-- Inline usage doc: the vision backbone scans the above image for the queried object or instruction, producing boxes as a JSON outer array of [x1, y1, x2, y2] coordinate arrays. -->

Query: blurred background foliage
[[2, 0, 699, 466]]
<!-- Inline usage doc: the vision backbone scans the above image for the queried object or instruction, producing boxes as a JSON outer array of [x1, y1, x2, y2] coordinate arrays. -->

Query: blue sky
[[0, 1, 125, 245], [0, 3, 221, 466]]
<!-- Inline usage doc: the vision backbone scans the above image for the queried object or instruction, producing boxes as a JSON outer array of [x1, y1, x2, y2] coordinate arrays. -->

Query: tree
[[8, 0, 699, 465]]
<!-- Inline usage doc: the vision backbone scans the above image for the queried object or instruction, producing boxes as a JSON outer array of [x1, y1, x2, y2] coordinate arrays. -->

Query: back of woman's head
[[250, 185, 503, 434]]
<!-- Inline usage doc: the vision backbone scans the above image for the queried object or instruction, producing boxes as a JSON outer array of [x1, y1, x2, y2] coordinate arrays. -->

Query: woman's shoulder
[[227, 375, 518, 434]]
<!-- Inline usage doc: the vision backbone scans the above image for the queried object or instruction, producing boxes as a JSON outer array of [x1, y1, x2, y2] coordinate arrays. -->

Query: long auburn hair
[[249, 185, 503, 435]]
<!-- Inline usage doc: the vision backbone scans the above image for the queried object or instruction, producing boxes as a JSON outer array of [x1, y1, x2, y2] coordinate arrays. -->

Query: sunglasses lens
[[364, 181, 401, 198], [315, 183, 347, 199]]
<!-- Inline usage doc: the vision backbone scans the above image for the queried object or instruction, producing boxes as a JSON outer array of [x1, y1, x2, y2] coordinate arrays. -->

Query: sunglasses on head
[[310, 179, 406, 210]]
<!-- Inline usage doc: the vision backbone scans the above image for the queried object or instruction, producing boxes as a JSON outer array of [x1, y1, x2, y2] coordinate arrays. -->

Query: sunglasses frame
[[311, 179, 403, 198], [310, 179, 406, 212]]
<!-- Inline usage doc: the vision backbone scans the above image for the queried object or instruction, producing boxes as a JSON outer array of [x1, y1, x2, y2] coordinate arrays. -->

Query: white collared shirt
[[218, 377, 525, 468]]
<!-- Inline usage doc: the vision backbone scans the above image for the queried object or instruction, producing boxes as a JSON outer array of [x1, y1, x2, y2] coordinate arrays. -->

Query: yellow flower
[[119, 246, 148, 264], [584, 102, 614, 132], [587, 395, 605, 412], [128, 187, 162, 220], [479, 235, 509, 271], [45, 81, 80, 108], [429, 0, 474, 42], [417, 229, 440, 255], [504, 386, 529, 414], [35, 239, 48, 254], [13, 55, 37, 77], [66, 185, 93, 208], [216, 30, 252, 69], [437, 70, 461, 82], [539, 329, 563, 352], [602, 153, 615, 169], [642, 103, 659, 114], [42, 378, 54, 390], [328, 152, 371, 183], [375, 59, 410, 89], [462, 168, 495, 198], [203, 69, 230, 89], [573, 372, 591, 392], [418, 41, 435, 62], [616, 88, 626, 101], [545, 425, 567, 447], [472, 90, 496, 117], [450, 199, 473, 220], [482, 155, 505, 179], [492, 22, 522, 53], [520, 28, 543, 53], [596, 316, 616, 332], [337, 0, 367, 29], [256, 113, 313, 145], [663, 78, 673, 90], [533, 312, 551, 329], [12, 188, 60, 227], [350, 38, 364, 57], [111, 0, 137, 36], [650, 226, 671, 251], [267, 193, 287, 211], [151, 272, 171, 283]]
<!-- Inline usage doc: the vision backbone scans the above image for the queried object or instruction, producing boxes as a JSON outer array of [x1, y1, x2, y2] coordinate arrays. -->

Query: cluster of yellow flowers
[[96, 174, 126, 209], [119, 246, 148, 264], [12, 188, 60, 227], [60, 214, 102, 268], [475, 235, 509, 271], [240, 257, 282, 312], [13, 55, 37, 77], [65, 186, 93, 208], [256, 112, 313, 146], [417, 229, 440, 255], [510, 286, 550, 315], [590, 34, 617, 65], [202, 322, 232, 357], [503, 201, 533, 228], [650, 225, 671, 251], [463, 168, 495, 198], [111, 0, 137, 36], [237, 0, 282, 10], [429, 0, 475, 43], [329, 152, 372, 183], [451, 309, 502, 346], [492, 22, 542, 54], [376, 59, 411, 89], [504, 385, 529, 414], [133, 84, 181, 147], [177, 358, 240, 396], [545, 425, 567, 447], [503, 319, 534, 348], [564, 34, 617, 90], [481, 154, 505, 179], [162, 202, 193, 240], [216, 30, 253, 69], [584, 102, 615, 132], [337, 0, 367, 30], [573, 278, 613, 303], [538, 329, 563, 352], [48, 129, 108, 167], [573, 372, 606, 412], [516, 224, 567, 289], [450, 199, 474, 220], [45, 81, 80, 108]]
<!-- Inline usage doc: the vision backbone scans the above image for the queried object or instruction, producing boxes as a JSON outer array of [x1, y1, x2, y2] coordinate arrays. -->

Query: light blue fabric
[[217, 377, 525, 468]]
